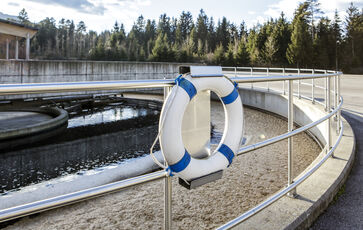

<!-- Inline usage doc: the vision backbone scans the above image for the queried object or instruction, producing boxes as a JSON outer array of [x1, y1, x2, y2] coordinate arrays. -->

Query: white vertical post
[[26, 32, 30, 60], [6, 38, 9, 60], [287, 79, 296, 197], [250, 67, 253, 89], [267, 68, 269, 91], [337, 73, 341, 134], [327, 76, 331, 156], [312, 69, 315, 104], [15, 37, 19, 60], [283, 68, 286, 95], [164, 176, 172, 230], [234, 67, 237, 77], [163, 84, 172, 230], [324, 71, 329, 111], [334, 74, 337, 119], [298, 69, 301, 99]]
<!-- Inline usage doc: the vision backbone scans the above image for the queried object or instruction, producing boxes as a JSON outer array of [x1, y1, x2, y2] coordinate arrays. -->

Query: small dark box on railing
[[178, 170, 223, 190]]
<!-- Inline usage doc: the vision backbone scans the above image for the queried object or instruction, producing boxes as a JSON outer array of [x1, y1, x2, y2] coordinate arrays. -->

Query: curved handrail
[[0, 67, 344, 229], [238, 97, 342, 155]]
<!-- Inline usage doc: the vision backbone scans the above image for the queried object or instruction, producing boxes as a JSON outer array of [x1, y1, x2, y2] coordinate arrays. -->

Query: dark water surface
[[0, 101, 160, 195]]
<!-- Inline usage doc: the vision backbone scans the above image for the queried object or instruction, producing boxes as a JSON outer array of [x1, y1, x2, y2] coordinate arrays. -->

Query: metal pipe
[[334, 75, 338, 120], [324, 72, 328, 111], [287, 80, 296, 197], [298, 69, 301, 99], [164, 176, 172, 230], [250, 67, 253, 89], [217, 120, 344, 230], [337, 73, 341, 134], [267, 68, 269, 91], [0, 73, 341, 96], [238, 97, 343, 155], [327, 76, 332, 155], [283, 68, 286, 95], [0, 170, 167, 223], [312, 69, 315, 104]]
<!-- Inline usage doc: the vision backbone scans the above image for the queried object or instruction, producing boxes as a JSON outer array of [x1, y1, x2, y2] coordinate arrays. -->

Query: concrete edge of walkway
[[233, 109, 355, 229]]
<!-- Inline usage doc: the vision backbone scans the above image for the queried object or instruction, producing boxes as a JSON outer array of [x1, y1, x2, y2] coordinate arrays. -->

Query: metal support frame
[[287, 80, 296, 197], [312, 70, 315, 104]]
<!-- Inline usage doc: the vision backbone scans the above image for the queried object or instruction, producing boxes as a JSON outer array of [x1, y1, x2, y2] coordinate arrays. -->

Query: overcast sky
[[2, 0, 363, 33]]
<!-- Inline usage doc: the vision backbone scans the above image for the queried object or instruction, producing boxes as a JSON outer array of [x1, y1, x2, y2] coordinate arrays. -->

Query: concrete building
[[0, 19, 38, 60]]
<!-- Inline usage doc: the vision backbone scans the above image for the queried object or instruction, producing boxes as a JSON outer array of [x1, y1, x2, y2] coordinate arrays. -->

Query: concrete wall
[[239, 87, 327, 146], [0, 60, 195, 99]]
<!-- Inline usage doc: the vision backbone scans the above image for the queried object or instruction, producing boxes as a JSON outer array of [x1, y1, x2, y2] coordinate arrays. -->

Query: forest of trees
[[15, 1, 363, 73]]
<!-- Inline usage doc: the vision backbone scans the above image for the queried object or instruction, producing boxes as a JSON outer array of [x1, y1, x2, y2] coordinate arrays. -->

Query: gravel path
[[4, 102, 321, 230]]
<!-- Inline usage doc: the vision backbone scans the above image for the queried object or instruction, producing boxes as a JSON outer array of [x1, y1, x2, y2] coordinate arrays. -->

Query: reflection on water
[[68, 106, 154, 128], [0, 103, 160, 195]]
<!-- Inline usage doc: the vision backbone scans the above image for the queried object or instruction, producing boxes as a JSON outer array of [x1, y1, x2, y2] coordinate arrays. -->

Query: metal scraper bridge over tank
[[0, 67, 343, 229]]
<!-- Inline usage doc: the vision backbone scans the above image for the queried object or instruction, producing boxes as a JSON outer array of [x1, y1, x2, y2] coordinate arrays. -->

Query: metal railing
[[0, 67, 343, 229]]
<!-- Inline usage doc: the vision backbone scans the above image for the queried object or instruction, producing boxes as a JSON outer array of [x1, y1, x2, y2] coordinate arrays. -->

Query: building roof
[[0, 18, 38, 38]]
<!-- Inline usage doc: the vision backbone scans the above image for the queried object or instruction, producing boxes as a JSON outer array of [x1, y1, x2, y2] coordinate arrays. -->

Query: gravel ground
[[4, 102, 321, 230]]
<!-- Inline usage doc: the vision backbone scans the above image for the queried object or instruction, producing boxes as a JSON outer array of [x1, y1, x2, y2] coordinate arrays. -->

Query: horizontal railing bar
[[0, 170, 167, 223], [0, 79, 175, 96], [0, 72, 341, 96], [231, 73, 339, 84], [238, 96, 342, 155], [219, 119, 344, 229]]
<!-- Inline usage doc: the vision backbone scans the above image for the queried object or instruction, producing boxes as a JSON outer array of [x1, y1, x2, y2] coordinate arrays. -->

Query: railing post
[[283, 68, 286, 95], [334, 74, 338, 120], [267, 68, 270, 91], [324, 71, 328, 111], [164, 83, 172, 100], [250, 67, 253, 89], [337, 73, 341, 135], [312, 69, 315, 104], [163, 84, 173, 229], [234, 67, 237, 77], [327, 75, 332, 157], [164, 176, 172, 230], [287, 79, 296, 197], [298, 69, 301, 99]]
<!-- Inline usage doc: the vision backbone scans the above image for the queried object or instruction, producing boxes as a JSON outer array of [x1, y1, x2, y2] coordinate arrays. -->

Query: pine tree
[[286, 2, 312, 67], [236, 37, 250, 66]]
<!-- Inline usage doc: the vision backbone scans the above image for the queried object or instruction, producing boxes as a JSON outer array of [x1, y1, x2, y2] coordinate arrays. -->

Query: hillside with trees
[[13, 1, 363, 73]]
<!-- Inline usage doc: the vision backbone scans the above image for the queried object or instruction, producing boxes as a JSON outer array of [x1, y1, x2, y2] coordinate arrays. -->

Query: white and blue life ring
[[159, 74, 244, 181]]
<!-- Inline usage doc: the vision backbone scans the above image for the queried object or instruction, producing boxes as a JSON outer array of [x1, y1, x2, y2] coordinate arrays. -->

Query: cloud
[[248, 11, 256, 15], [24, 0, 106, 15], [264, 0, 300, 20], [8, 2, 19, 6], [264, 0, 363, 21]]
